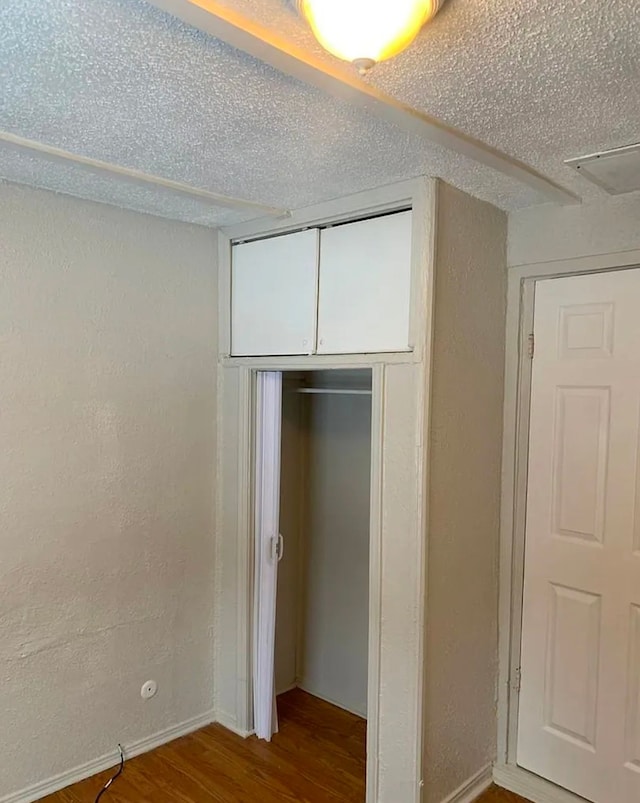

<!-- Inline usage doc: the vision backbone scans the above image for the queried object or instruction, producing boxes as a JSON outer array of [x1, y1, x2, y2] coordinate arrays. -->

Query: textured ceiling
[[217, 0, 640, 204], [0, 0, 638, 225], [372, 0, 640, 205], [0, 146, 252, 227]]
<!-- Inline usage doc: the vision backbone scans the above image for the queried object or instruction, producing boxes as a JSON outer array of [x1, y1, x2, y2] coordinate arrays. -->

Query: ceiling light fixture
[[297, 0, 446, 74]]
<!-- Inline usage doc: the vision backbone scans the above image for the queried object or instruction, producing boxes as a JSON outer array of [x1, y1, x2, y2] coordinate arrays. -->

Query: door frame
[[495, 251, 640, 803], [248, 364, 385, 796], [214, 178, 437, 803]]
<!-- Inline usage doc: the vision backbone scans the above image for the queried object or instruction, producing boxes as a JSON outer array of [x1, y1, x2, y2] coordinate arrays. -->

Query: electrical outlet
[[141, 679, 158, 700]]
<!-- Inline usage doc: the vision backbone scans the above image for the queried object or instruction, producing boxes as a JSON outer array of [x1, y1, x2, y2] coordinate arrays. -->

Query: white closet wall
[[300, 389, 371, 717], [422, 183, 507, 803], [274, 371, 371, 717]]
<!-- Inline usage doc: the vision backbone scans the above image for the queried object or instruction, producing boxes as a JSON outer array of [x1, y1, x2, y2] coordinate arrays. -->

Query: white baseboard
[[493, 764, 589, 803], [1, 709, 215, 803], [296, 684, 367, 720], [439, 764, 493, 803], [276, 683, 298, 697], [215, 711, 254, 739]]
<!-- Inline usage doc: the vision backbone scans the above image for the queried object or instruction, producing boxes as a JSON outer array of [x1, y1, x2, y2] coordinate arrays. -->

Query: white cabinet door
[[231, 229, 318, 357], [316, 211, 412, 355], [517, 269, 640, 803]]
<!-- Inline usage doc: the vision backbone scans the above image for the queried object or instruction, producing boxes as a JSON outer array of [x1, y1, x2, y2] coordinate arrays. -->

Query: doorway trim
[[246, 364, 386, 799], [213, 178, 437, 803], [495, 248, 640, 803]]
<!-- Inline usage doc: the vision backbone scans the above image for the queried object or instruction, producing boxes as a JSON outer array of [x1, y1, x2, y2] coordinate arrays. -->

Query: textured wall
[[0, 183, 217, 799], [422, 183, 507, 803], [508, 194, 640, 266]]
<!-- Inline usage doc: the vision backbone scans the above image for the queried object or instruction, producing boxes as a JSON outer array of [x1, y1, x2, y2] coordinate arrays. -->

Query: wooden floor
[[42, 688, 530, 802], [477, 788, 531, 803]]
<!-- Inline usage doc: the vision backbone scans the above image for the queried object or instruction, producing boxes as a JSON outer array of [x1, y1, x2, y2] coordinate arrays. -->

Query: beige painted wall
[[0, 183, 218, 799], [422, 183, 507, 803], [508, 194, 640, 266]]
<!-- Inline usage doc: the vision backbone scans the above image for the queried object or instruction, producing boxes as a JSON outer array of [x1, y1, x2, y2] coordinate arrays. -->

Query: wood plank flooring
[[477, 787, 532, 803], [42, 688, 530, 802]]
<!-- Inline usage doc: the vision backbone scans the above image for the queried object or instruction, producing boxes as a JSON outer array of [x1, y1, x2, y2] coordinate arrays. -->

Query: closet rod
[[295, 388, 372, 396]]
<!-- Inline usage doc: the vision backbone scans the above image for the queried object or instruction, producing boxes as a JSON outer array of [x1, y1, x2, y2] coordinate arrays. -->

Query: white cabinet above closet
[[231, 229, 318, 357], [317, 211, 412, 355], [230, 210, 413, 357]]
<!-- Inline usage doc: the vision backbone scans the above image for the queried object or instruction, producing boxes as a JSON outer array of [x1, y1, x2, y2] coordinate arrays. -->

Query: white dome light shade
[[298, 0, 443, 70]]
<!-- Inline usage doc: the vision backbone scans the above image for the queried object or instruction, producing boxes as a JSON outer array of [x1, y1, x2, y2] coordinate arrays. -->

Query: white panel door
[[317, 211, 412, 354], [518, 269, 640, 803], [253, 372, 283, 741], [231, 230, 318, 356]]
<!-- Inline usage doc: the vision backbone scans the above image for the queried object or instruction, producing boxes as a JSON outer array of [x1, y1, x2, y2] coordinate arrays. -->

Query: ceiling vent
[[565, 143, 640, 195]]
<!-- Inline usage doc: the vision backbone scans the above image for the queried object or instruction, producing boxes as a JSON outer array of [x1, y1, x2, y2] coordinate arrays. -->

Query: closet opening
[[253, 368, 372, 797]]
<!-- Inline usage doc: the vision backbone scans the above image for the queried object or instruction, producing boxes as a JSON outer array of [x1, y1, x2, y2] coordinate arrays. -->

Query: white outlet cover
[[141, 680, 158, 700]]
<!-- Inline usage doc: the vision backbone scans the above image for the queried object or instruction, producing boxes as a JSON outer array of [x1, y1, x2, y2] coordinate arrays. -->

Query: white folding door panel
[[518, 268, 640, 803], [253, 371, 283, 741]]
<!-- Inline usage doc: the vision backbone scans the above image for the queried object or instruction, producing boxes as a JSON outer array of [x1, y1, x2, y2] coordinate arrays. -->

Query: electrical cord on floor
[[94, 744, 125, 802]]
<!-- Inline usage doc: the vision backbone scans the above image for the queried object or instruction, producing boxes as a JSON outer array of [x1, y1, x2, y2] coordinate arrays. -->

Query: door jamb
[[216, 178, 437, 803], [366, 363, 385, 801], [496, 251, 640, 802], [498, 274, 535, 764], [244, 363, 385, 802]]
